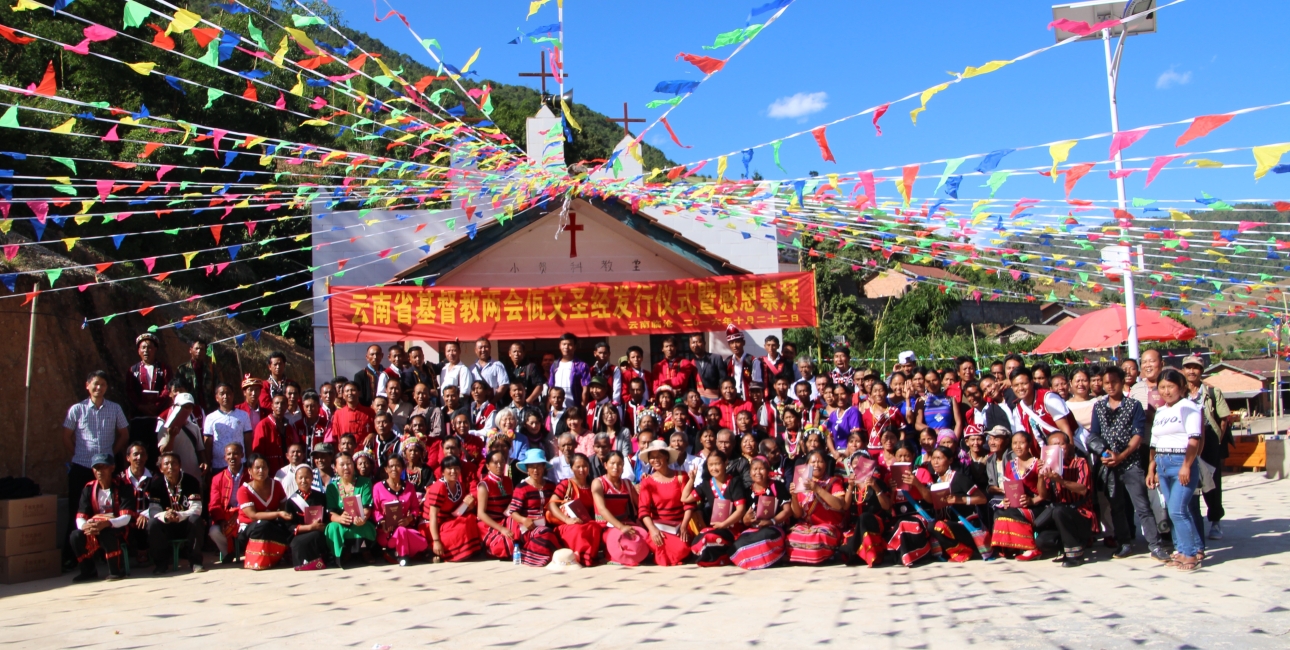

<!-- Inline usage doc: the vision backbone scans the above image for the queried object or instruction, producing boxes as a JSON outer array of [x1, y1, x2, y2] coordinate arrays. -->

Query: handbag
[[1197, 458, 1217, 494]]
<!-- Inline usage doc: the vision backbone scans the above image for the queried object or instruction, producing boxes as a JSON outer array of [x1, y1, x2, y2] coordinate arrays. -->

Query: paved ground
[[4, 473, 1288, 650]]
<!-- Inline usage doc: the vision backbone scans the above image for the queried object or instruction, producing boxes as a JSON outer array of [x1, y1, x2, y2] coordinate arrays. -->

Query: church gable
[[439, 201, 711, 287]]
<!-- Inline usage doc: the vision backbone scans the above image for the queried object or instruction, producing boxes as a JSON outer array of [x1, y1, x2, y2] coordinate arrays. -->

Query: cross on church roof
[[607, 102, 644, 137], [517, 52, 569, 97]]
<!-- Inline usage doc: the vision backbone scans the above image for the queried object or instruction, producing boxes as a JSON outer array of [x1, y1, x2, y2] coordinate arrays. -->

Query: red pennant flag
[[140, 306, 155, 316], [34, 61, 56, 96], [22, 290, 37, 306], [1175, 114, 1233, 147], [811, 126, 835, 163], [1064, 163, 1095, 197], [675, 52, 725, 74], [872, 104, 889, 136], [147, 24, 175, 50], [242, 80, 258, 102], [901, 165, 919, 202], [94, 262, 112, 274], [660, 117, 692, 148], [211, 224, 223, 244], [337, 259, 349, 270], [137, 142, 163, 159], [0, 23, 34, 45], [190, 27, 222, 48]]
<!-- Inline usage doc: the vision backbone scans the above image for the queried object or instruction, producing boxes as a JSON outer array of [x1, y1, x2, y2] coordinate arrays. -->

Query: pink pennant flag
[[101, 125, 119, 142], [1238, 221, 1266, 233], [872, 104, 889, 136], [245, 220, 256, 236], [1145, 154, 1183, 187], [811, 126, 835, 163], [1063, 163, 1095, 197], [143, 257, 156, 272], [1108, 129, 1148, 159], [210, 128, 227, 158], [216, 262, 229, 275], [96, 179, 114, 199], [156, 165, 175, 181], [82, 25, 116, 42], [309, 96, 327, 110], [62, 38, 90, 55], [659, 117, 692, 148], [857, 171, 876, 210], [3, 244, 17, 260], [27, 201, 48, 223], [1107, 169, 1135, 179]]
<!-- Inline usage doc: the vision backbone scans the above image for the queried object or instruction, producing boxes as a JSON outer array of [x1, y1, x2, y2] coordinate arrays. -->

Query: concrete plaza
[[3, 472, 1287, 650]]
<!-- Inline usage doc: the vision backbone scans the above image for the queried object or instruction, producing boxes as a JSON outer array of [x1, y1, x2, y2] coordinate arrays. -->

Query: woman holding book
[[281, 465, 329, 571], [839, 452, 892, 567], [904, 447, 984, 562], [477, 450, 517, 559], [731, 456, 791, 570], [786, 449, 848, 565], [236, 454, 294, 570], [507, 449, 562, 567], [636, 440, 694, 566], [549, 453, 603, 566], [373, 455, 427, 566], [886, 446, 940, 567], [685, 450, 750, 566], [990, 430, 1047, 561], [324, 454, 377, 567], [592, 451, 649, 566], [423, 455, 481, 562]]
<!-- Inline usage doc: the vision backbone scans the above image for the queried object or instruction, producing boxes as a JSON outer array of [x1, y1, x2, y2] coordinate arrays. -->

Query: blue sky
[[332, 0, 1290, 207]]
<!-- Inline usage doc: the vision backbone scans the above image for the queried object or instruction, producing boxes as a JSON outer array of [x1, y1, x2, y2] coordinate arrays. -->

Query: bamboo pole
[[21, 291, 38, 478]]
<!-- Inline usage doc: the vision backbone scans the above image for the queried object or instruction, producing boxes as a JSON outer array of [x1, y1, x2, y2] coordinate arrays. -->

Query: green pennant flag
[[445, 218, 456, 230], [772, 140, 785, 173], [46, 268, 62, 286], [291, 14, 326, 27], [0, 105, 19, 129], [1131, 197, 1155, 207], [204, 88, 226, 109], [279, 322, 290, 335], [260, 306, 272, 316], [104, 314, 115, 325], [413, 278, 425, 286], [197, 40, 220, 68], [247, 17, 267, 50], [123, 0, 151, 28], [985, 171, 1010, 197], [51, 157, 76, 173], [147, 325, 158, 333], [646, 96, 683, 109], [936, 157, 966, 192]]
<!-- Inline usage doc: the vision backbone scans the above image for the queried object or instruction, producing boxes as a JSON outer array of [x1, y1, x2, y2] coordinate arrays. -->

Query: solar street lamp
[[1052, 0, 1157, 360]]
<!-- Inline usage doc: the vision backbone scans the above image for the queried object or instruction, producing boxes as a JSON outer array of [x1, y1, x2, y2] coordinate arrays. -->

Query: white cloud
[[1156, 66, 1192, 90], [768, 92, 828, 119]]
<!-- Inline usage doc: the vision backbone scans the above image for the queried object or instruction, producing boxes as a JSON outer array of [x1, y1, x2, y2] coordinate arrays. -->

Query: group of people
[[61, 326, 1232, 580]]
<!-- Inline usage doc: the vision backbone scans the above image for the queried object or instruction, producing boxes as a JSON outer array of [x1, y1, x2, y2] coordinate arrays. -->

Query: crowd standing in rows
[[61, 325, 1232, 580]]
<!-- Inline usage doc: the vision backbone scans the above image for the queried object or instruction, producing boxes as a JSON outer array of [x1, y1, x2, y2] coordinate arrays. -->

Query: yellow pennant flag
[[273, 36, 289, 67], [459, 48, 481, 75], [1168, 209, 1192, 221], [1049, 140, 1078, 179], [560, 99, 580, 131], [166, 9, 201, 35], [290, 72, 304, 96], [183, 252, 198, 268], [527, 0, 550, 19], [909, 82, 950, 124], [1185, 159, 1223, 168], [74, 215, 91, 225], [11, 0, 42, 11], [62, 237, 79, 251], [1252, 143, 1290, 179], [50, 118, 76, 134], [283, 28, 321, 56], [716, 155, 728, 181], [127, 61, 156, 76], [289, 301, 302, 310], [0, 219, 10, 234], [78, 200, 95, 214], [958, 60, 1013, 78]]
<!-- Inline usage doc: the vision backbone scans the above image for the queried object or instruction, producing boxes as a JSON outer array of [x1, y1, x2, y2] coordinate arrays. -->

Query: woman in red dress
[[422, 455, 481, 562], [507, 449, 562, 567], [731, 456, 791, 570], [476, 450, 516, 559], [236, 454, 293, 570], [636, 440, 694, 566], [686, 450, 749, 567], [861, 380, 906, 453], [990, 431, 1046, 561], [592, 451, 648, 566], [549, 453, 602, 566], [786, 449, 848, 565]]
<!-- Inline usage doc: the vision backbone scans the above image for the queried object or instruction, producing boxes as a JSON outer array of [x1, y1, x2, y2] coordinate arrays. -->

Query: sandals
[[1175, 555, 1201, 572]]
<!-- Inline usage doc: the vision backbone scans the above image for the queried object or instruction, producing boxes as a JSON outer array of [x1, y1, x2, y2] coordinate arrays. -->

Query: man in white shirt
[[439, 340, 472, 393], [203, 384, 252, 472], [791, 358, 820, 401], [157, 393, 206, 479], [69, 454, 132, 582], [1007, 368, 1077, 444], [548, 433, 577, 482], [275, 443, 310, 495], [471, 338, 511, 393]]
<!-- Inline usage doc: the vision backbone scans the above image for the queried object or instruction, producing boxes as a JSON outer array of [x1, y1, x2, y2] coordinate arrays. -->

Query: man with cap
[[236, 374, 268, 430], [62, 370, 130, 568], [896, 351, 917, 377], [723, 324, 762, 401], [126, 332, 172, 467], [157, 392, 206, 479], [309, 442, 337, 492], [1181, 354, 1233, 540], [68, 453, 133, 582]]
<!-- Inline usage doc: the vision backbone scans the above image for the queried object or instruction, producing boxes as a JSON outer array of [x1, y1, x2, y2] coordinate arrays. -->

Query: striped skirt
[[786, 523, 841, 565], [478, 521, 514, 559], [886, 515, 935, 567], [991, 507, 1039, 552], [690, 527, 737, 567], [731, 525, 786, 570], [240, 520, 292, 570], [511, 521, 562, 567]]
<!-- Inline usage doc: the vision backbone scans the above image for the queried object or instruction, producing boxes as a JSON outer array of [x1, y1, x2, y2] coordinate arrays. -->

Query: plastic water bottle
[[512, 541, 522, 565]]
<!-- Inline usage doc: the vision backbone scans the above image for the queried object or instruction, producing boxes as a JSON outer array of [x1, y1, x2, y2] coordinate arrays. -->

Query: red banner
[[327, 272, 816, 343]]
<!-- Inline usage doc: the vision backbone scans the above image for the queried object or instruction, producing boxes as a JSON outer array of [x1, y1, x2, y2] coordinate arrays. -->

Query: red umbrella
[[1031, 306, 1196, 355]]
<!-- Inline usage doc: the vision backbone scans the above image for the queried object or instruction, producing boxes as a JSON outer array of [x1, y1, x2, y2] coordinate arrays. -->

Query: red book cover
[[754, 495, 776, 521], [303, 506, 323, 526], [929, 483, 951, 510], [382, 501, 402, 523], [850, 455, 878, 484], [793, 466, 814, 495], [342, 495, 363, 520], [1042, 445, 1065, 475], [888, 462, 912, 491], [710, 497, 732, 524], [1003, 479, 1026, 507], [561, 499, 591, 524]]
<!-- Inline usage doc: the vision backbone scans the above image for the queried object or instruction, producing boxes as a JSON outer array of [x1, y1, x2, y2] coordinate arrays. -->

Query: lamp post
[[1052, 0, 1157, 360]]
